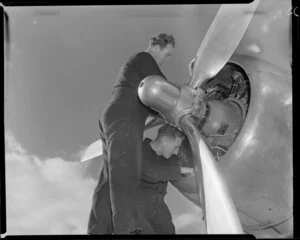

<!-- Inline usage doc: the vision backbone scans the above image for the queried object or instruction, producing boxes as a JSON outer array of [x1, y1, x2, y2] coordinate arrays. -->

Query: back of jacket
[[101, 52, 166, 130]]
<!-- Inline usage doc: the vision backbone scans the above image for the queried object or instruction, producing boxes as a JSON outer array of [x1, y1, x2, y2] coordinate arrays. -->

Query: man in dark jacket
[[89, 122, 198, 234], [136, 123, 185, 234], [88, 33, 176, 234]]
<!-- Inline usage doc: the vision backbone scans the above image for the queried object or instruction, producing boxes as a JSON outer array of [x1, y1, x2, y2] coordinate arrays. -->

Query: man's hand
[[180, 167, 195, 177], [129, 227, 143, 235]]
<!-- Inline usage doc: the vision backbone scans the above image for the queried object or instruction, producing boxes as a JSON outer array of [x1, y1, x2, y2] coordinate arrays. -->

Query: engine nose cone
[[138, 75, 181, 123]]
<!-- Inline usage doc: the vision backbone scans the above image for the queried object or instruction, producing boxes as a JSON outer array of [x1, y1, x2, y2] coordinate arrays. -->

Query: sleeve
[[136, 52, 167, 80], [98, 119, 105, 142]]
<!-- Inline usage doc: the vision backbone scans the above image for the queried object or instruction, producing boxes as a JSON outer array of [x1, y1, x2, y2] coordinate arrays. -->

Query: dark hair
[[150, 33, 175, 49], [157, 123, 184, 140]]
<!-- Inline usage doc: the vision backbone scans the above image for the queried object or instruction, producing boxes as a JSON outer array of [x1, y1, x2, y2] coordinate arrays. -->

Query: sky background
[[4, 1, 291, 236], [5, 5, 220, 160]]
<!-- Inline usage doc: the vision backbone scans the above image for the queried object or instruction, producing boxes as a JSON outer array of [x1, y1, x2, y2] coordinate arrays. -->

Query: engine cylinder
[[202, 100, 243, 137]]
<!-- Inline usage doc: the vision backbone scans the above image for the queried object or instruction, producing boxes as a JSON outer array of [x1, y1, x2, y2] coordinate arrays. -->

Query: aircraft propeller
[[176, 0, 260, 233], [188, 0, 260, 89], [180, 115, 244, 233], [139, 0, 260, 234], [81, 0, 261, 234]]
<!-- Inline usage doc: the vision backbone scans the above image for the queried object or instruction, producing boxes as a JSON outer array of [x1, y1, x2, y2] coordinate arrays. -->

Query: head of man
[[146, 33, 175, 67], [151, 123, 185, 159]]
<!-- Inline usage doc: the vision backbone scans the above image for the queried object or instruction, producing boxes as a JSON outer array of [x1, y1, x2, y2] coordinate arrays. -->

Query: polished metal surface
[[219, 54, 292, 234], [138, 75, 196, 129], [234, 0, 291, 74], [180, 115, 206, 225], [173, 85, 195, 126], [189, 0, 260, 89], [202, 100, 243, 137], [181, 115, 243, 234], [138, 75, 180, 124]]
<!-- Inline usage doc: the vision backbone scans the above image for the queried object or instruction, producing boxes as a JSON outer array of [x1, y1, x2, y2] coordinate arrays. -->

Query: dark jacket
[[88, 52, 168, 234], [101, 52, 166, 130], [88, 138, 182, 234]]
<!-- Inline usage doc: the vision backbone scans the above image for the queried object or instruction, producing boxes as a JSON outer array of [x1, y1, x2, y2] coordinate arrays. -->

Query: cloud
[[4, 130, 97, 235], [5, 130, 27, 155], [173, 212, 205, 234]]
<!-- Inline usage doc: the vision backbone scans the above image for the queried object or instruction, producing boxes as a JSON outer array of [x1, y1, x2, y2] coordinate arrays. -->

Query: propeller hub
[[138, 75, 244, 139], [138, 75, 197, 129]]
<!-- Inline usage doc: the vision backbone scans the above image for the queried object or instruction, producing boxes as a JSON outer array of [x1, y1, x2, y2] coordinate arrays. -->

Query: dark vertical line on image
[[1, 7, 10, 235]]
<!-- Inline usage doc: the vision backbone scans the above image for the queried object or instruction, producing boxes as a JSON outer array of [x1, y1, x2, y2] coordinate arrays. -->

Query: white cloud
[[4, 130, 97, 235], [173, 212, 205, 234], [5, 130, 27, 155]]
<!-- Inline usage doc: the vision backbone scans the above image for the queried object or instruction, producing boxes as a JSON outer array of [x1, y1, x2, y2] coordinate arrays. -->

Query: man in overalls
[[89, 122, 198, 234], [137, 123, 186, 234], [88, 33, 176, 234]]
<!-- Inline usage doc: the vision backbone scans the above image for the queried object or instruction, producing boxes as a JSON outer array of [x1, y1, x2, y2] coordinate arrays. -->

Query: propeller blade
[[80, 139, 103, 162], [180, 115, 243, 234], [189, 0, 260, 89], [180, 118, 206, 222]]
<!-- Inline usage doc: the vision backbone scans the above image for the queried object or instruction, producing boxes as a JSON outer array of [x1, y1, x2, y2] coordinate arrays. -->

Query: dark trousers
[[87, 162, 113, 234], [88, 118, 143, 234], [88, 170, 176, 234], [137, 180, 176, 234]]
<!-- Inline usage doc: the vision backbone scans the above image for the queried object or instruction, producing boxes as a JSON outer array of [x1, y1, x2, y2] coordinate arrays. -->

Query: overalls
[[88, 52, 166, 234]]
